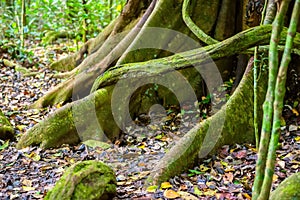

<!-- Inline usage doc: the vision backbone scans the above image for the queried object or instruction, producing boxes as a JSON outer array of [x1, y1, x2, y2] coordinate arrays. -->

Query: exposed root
[[17, 86, 120, 149], [146, 59, 267, 185]]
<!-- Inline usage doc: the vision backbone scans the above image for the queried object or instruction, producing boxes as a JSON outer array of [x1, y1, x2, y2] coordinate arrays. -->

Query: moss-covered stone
[[45, 160, 117, 200], [270, 172, 300, 200], [0, 109, 14, 140]]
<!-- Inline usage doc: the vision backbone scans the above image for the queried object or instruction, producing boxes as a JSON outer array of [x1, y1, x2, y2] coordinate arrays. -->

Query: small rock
[[45, 160, 117, 200]]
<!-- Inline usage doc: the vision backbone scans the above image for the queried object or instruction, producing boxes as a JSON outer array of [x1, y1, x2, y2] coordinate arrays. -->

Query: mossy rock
[[0, 109, 14, 140], [270, 172, 300, 200], [45, 160, 117, 200]]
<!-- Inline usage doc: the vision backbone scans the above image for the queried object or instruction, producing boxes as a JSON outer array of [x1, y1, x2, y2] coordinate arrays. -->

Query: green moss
[[0, 109, 14, 140], [45, 160, 116, 200], [147, 63, 268, 185], [270, 173, 300, 200]]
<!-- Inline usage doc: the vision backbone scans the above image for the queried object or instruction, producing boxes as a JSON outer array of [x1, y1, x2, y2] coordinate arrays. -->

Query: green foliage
[[188, 169, 204, 176], [0, 40, 34, 62], [0, 140, 9, 151], [0, 0, 126, 47]]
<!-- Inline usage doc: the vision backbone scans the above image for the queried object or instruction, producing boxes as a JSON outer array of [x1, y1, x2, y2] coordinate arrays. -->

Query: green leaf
[[188, 169, 203, 176], [82, 139, 111, 149], [193, 186, 203, 196], [0, 140, 9, 150], [146, 185, 158, 193]]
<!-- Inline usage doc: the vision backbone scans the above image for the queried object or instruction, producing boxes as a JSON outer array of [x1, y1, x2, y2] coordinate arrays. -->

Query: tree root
[[17, 86, 120, 149], [48, 0, 150, 73], [31, 0, 158, 108], [269, 172, 300, 200], [146, 58, 268, 185]]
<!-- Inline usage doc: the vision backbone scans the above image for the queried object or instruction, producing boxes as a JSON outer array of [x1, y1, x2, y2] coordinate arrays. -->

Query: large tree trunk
[[16, 0, 300, 185]]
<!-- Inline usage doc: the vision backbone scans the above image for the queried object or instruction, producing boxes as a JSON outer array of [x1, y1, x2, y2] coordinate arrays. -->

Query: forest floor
[[0, 41, 300, 200]]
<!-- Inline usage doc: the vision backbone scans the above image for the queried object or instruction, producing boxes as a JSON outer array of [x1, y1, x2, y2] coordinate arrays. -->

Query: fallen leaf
[[243, 193, 251, 200], [289, 124, 298, 132], [0, 140, 9, 150], [22, 179, 32, 187], [215, 193, 232, 199], [22, 186, 35, 192], [193, 186, 203, 196], [292, 108, 299, 116], [291, 164, 299, 169], [273, 174, 278, 182], [277, 160, 285, 169], [223, 172, 234, 183], [234, 150, 247, 159], [16, 125, 27, 131], [199, 164, 210, 172], [146, 185, 158, 193], [203, 189, 216, 196], [178, 191, 198, 200], [161, 182, 172, 189], [82, 140, 111, 149], [164, 190, 180, 199]]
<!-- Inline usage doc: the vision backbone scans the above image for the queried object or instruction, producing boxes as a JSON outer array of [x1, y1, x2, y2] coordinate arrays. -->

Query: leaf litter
[[0, 43, 299, 200]]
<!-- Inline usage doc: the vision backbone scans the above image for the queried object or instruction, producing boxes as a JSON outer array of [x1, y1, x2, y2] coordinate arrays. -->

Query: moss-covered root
[[17, 86, 120, 149], [45, 160, 117, 200], [0, 109, 14, 140], [42, 31, 71, 45], [147, 60, 268, 185], [269, 172, 300, 200]]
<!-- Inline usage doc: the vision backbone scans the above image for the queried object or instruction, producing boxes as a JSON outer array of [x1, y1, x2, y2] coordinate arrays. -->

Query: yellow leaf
[[146, 185, 158, 193], [161, 182, 172, 189], [22, 186, 35, 191], [56, 102, 63, 108], [16, 125, 27, 131], [193, 186, 203, 196], [164, 190, 180, 199], [273, 174, 278, 182], [292, 108, 299, 116], [225, 166, 235, 172], [243, 193, 251, 199], [116, 4, 122, 11], [291, 164, 299, 169], [24, 152, 41, 161], [203, 189, 216, 196], [220, 160, 228, 167], [295, 136, 300, 141], [230, 148, 237, 153], [32, 154, 41, 161], [199, 164, 210, 172]]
